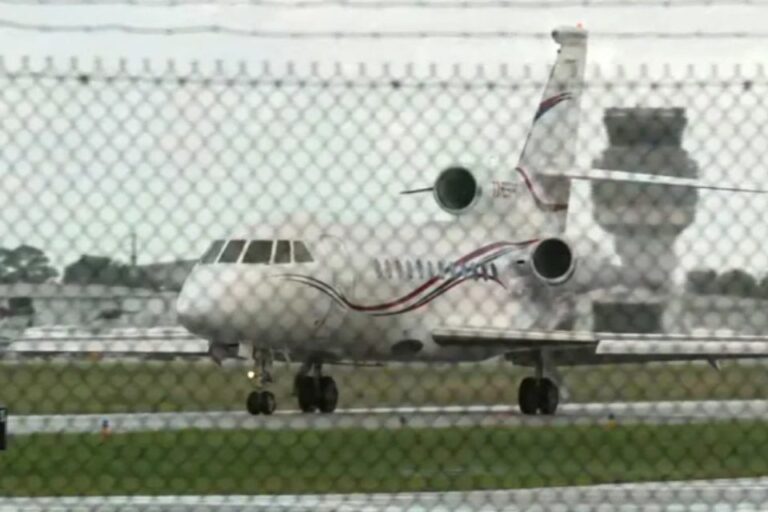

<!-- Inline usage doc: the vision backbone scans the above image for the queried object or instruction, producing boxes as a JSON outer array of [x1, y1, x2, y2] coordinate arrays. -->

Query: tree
[[715, 269, 758, 298], [63, 255, 157, 289], [757, 275, 768, 300], [685, 268, 717, 295], [0, 245, 58, 284]]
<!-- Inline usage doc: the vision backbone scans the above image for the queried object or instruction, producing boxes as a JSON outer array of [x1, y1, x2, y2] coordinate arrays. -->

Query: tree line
[[0, 245, 185, 291], [685, 269, 768, 299]]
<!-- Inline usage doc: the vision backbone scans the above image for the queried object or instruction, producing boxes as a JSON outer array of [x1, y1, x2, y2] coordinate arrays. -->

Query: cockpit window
[[218, 240, 247, 263], [200, 240, 225, 264], [274, 240, 291, 264], [293, 241, 314, 263], [242, 240, 273, 264]]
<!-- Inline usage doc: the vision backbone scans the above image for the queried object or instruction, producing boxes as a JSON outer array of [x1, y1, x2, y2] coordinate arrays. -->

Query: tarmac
[[6, 399, 768, 435], [3, 477, 768, 511]]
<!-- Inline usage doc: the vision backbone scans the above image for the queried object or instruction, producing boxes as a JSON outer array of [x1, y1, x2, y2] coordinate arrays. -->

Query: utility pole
[[130, 230, 137, 268]]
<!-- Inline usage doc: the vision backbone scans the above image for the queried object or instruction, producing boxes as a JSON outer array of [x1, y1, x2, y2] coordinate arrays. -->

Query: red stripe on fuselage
[[349, 240, 532, 312], [515, 166, 568, 212]]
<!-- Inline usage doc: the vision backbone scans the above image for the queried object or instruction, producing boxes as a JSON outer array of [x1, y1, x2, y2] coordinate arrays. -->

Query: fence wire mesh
[[2, 39, 768, 510]]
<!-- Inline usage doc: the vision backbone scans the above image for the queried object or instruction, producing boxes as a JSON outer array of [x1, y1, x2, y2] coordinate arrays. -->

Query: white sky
[[1, 2, 768, 278]]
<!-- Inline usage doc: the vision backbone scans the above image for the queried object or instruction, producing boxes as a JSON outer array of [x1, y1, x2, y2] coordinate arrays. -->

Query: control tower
[[590, 108, 699, 332]]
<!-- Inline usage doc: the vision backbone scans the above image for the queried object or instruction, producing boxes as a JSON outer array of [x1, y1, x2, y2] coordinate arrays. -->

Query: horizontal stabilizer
[[539, 167, 768, 194]]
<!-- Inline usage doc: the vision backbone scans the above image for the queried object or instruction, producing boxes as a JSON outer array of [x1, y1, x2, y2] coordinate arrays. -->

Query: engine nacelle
[[433, 166, 481, 215], [527, 237, 576, 286]]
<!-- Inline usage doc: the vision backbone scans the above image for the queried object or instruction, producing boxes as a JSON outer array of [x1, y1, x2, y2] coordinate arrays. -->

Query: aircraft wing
[[432, 327, 768, 357], [3, 326, 209, 355]]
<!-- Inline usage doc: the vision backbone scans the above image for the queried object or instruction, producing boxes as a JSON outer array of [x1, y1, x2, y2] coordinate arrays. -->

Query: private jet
[[173, 26, 768, 416]]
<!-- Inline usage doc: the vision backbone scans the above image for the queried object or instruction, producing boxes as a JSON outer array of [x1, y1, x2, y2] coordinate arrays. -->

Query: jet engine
[[433, 166, 481, 215], [517, 237, 576, 286]]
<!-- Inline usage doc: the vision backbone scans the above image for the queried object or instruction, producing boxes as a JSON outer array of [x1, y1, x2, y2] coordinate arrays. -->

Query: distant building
[[0, 282, 180, 327], [590, 107, 700, 333]]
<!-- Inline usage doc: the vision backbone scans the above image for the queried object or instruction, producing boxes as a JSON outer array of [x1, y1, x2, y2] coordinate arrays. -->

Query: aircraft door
[[312, 234, 356, 339]]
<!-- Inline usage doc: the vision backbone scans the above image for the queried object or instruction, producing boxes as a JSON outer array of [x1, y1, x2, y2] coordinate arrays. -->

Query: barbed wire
[[0, 0, 766, 7], [2, 18, 768, 39], [1, 65, 765, 89]]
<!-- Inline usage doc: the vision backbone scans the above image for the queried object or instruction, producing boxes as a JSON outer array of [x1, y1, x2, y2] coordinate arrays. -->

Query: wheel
[[258, 390, 277, 415], [538, 378, 559, 415], [246, 390, 262, 415], [317, 376, 339, 414], [518, 377, 539, 415], [296, 375, 317, 413]]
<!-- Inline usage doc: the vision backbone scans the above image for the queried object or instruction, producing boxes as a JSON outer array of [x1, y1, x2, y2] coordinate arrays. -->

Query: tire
[[317, 376, 339, 414], [518, 377, 539, 416], [538, 378, 559, 415], [296, 375, 317, 413], [246, 391, 262, 415], [259, 391, 277, 415]]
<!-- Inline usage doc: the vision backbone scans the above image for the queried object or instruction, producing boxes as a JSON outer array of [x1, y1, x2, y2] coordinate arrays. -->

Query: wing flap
[[597, 339, 768, 356], [433, 327, 768, 357], [432, 327, 596, 348]]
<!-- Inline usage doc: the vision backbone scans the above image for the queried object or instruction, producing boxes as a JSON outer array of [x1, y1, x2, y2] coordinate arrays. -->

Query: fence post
[[0, 405, 6, 451]]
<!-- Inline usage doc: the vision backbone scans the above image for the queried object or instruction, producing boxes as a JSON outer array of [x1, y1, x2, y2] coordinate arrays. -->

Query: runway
[[3, 477, 768, 511], [7, 399, 768, 435]]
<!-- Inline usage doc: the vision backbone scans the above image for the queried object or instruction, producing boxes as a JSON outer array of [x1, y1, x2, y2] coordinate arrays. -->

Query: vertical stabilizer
[[516, 26, 588, 232]]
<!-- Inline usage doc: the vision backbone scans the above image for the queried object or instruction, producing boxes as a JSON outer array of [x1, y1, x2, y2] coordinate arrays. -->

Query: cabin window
[[200, 240, 225, 264], [373, 259, 384, 278], [242, 240, 273, 264], [384, 260, 393, 279], [293, 241, 313, 263], [218, 240, 247, 263], [415, 260, 424, 279], [274, 240, 291, 264], [394, 260, 404, 280], [405, 260, 414, 280]]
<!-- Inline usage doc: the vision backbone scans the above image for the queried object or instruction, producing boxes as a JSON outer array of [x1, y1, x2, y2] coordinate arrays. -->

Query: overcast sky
[[1, 2, 768, 279]]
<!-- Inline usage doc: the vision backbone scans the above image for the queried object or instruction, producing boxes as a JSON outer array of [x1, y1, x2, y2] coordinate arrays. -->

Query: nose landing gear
[[294, 361, 339, 413], [246, 348, 277, 416]]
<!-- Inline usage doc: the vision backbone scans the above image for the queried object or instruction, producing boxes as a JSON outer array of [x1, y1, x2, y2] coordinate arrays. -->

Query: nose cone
[[176, 266, 248, 343]]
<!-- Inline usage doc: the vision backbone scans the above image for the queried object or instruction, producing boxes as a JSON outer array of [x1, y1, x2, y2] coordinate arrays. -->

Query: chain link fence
[[2, 34, 768, 509]]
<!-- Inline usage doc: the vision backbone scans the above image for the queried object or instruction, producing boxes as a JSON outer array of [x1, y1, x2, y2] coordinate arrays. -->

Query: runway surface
[[7, 399, 768, 435], [3, 477, 768, 511]]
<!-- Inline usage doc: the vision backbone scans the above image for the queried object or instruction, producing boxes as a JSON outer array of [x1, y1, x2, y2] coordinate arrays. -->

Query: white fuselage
[[175, 209, 582, 363]]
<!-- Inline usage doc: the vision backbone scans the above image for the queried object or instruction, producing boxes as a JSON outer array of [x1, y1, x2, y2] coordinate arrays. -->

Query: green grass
[[1, 422, 768, 496], [1, 359, 768, 414], [0, 362, 768, 414]]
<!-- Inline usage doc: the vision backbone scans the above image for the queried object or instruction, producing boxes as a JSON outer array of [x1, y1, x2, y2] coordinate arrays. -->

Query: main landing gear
[[294, 361, 339, 414], [518, 376, 559, 415], [246, 348, 277, 416], [517, 351, 560, 415]]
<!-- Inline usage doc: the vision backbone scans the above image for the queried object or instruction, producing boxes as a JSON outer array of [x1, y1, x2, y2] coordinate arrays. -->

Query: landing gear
[[518, 351, 560, 416], [246, 390, 277, 415], [246, 348, 277, 416], [294, 362, 339, 413], [518, 377, 560, 415]]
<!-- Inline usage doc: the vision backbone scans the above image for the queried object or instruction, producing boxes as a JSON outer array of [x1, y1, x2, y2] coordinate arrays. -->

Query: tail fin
[[516, 26, 588, 232]]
